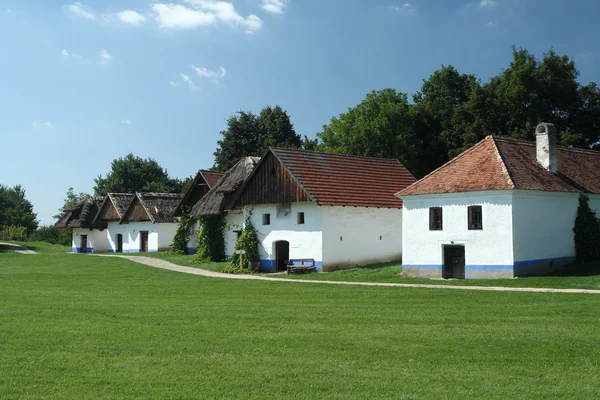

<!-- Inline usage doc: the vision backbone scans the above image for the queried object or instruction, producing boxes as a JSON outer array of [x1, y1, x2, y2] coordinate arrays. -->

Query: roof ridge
[[492, 135, 600, 156], [396, 136, 494, 196], [270, 146, 405, 163]]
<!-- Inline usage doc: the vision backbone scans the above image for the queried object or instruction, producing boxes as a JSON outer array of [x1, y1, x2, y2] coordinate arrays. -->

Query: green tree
[[213, 106, 301, 171], [54, 187, 89, 220], [317, 89, 422, 176], [0, 184, 38, 233], [94, 153, 184, 196]]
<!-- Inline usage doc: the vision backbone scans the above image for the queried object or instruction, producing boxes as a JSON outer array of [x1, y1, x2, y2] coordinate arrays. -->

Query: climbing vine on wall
[[573, 194, 600, 263], [225, 213, 260, 274], [169, 210, 193, 255], [194, 214, 226, 263]]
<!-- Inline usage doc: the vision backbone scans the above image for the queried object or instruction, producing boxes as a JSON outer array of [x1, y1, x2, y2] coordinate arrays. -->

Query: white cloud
[[485, 20, 497, 27], [192, 66, 227, 81], [117, 10, 147, 26], [262, 0, 288, 14], [153, 3, 216, 29], [66, 2, 96, 20], [479, 0, 496, 9], [61, 49, 82, 59], [33, 121, 54, 128], [390, 3, 416, 16], [99, 49, 113, 64], [180, 73, 200, 90], [5, 8, 14, 15], [121, 119, 132, 125], [153, 1, 262, 33]]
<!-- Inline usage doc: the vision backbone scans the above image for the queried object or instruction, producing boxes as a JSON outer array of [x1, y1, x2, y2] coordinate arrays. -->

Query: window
[[429, 207, 443, 231], [297, 212, 305, 225], [262, 213, 271, 225], [468, 205, 483, 230]]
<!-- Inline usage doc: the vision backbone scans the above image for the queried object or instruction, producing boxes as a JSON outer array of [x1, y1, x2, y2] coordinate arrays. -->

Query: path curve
[[102, 255, 600, 295], [0, 242, 39, 254]]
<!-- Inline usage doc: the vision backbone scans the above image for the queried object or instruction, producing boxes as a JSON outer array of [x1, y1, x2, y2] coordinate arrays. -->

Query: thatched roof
[[120, 192, 184, 224], [191, 157, 260, 217], [94, 193, 135, 223], [175, 170, 225, 216], [54, 196, 107, 230]]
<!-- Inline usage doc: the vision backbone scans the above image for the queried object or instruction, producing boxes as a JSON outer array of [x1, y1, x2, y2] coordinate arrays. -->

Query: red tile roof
[[397, 136, 600, 196], [200, 170, 225, 188], [271, 148, 416, 208]]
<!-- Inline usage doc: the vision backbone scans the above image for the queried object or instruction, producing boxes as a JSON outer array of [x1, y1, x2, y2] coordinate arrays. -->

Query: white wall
[[125, 222, 158, 253], [321, 206, 403, 271], [244, 202, 323, 271], [224, 210, 244, 258], [72, 228, 108, 253], [401, 192, 514, 278], [157, 223, 178, 252], [107, 222, 131, 253]]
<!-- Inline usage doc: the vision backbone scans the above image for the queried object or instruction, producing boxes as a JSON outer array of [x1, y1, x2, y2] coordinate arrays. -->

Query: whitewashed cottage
[[396, 123, 600, 279]]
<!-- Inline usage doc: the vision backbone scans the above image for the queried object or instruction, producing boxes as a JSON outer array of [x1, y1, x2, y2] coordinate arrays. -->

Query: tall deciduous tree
[[94, 153, 184, 196], [213, 105, 301, 171], [0, 184, 38, 232], [54, 187, 89, 219]]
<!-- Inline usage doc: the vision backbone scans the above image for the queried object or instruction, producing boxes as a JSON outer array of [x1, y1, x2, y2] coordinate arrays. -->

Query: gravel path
[[101, 255, 600, 295], [0, 242, 39, 254]]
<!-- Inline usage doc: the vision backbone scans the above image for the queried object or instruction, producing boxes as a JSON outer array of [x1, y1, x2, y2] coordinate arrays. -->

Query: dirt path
[[0, 242, 39, 254], [99, 255, 600, 295]]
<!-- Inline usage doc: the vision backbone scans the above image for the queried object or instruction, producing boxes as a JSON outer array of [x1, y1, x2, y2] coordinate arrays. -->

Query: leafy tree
[[0, 185, 38, 233], [54, 187, 88, 220], [94, 153, 184, 196], [301, 135, 319, 151], [213, 106, 301, 171], [317, 89, 423, 176]]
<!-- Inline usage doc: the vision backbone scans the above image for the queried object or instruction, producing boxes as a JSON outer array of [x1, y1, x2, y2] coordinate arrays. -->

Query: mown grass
[[0, 252, 599, 399]]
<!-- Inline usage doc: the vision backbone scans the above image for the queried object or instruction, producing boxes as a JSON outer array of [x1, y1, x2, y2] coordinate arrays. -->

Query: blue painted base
[[404, 256, 575, 279], [72, 247, 94, 253]]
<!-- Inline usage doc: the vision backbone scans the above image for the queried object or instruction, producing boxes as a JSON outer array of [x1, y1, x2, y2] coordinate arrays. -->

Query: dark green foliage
[[318, 47, 600, 178], [170, 211, 193, 255], [195, 215, 226, 262], [94, 153, 184, 196], [53, 187, 88, 220], [213, 105, 301, 171], [226, 214, 259, 274], [573, 195, 600, 263], [29, 226, 60, 244], [57, 229, 72, 247], [0, 185, 38, 233]]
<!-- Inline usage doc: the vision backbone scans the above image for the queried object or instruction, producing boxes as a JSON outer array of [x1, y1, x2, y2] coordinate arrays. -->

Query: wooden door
[[275, 241, 290, 271], [117, 234, 123, 253], [80, 235, 88, 254], [140, 232, 149, 252], [443, 245, 465, 279]]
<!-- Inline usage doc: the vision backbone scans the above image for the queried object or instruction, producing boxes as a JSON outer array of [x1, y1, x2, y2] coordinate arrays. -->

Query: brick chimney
[[536, 123, 558, 174]]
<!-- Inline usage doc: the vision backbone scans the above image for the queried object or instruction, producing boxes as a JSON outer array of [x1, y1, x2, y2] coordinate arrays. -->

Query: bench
[[286, 259, 316, 274]]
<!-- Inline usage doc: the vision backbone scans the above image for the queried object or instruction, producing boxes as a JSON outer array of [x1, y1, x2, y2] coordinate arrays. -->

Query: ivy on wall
[[224, 213, 260, 274], [169, 210, 193, 255], [573, 194, 600, 263], [195, 214, 226, 263]]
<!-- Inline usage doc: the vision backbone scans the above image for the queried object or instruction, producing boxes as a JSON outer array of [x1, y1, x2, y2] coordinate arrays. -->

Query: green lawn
[[1, 250, 600, 398]]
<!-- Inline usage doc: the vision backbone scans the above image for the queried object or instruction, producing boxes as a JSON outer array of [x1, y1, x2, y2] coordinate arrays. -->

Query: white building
[[397, 123, 600, 279], [227, 148, 416, 272], [54, 196, 108, 253]]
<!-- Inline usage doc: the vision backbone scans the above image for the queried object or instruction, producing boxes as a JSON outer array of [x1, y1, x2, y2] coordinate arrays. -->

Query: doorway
[[80, 235, 88, 254], [116, 234, 123, 253], [443, 245, 465, 279], [140, 231, 149, 252], [275, 241, 290, 272]]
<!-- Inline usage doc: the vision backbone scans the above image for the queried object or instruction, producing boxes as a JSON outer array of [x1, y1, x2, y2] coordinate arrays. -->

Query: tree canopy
[[317, 47, 600, 178], [0, 184, 38, 232], [94, 153, 185, 196], [54, 187, 89, 219], [213, 105, 302, 171]]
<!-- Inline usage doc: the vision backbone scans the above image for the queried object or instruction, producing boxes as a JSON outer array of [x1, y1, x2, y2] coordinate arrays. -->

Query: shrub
[[0, 225, 27, 241], [194, 215, 226, 262], [57, 229, 72, 247], [170, 211, 193, 255], [226, 214, 259, 274], [29, 226, 60, 244], [573, 194, 600, 263]]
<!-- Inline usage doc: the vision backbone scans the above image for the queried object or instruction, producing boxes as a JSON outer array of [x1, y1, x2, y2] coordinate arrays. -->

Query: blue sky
[[1, 0, 599, 225]]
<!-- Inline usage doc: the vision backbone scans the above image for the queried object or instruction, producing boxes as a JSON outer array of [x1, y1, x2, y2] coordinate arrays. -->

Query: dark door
[[80, 235, 88, 254], [275, 241, 290, 271], [443, 245, 465, 279], [140, 232, 148, 252], [116, 234, 123, 253]]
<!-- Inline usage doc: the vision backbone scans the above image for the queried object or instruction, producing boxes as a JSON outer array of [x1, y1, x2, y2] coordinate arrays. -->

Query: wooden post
[[236, 249, 246, 270]]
